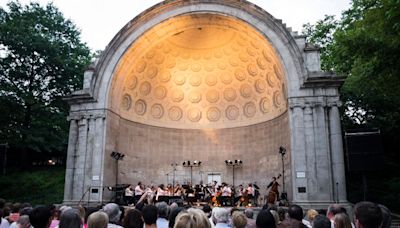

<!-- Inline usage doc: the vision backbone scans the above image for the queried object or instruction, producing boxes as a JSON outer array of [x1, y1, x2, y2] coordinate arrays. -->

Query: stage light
[[225, 160, 228, 164], [239, 160, 243, 164], [229, 160, 233, 165], [198, 161, 202, 165], [194, 160, 198, 165], [183, 161, 186, 166], [279, 146, 286, 156], [188, 161, 191, 165]]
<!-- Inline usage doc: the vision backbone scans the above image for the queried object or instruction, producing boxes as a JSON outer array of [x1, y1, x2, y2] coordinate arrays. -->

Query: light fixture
[[279, 146, 286, 156]]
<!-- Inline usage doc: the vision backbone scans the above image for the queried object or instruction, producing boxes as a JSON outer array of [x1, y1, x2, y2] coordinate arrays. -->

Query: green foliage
[[0, 167, 65, 205], [0, 1, 92, 153]]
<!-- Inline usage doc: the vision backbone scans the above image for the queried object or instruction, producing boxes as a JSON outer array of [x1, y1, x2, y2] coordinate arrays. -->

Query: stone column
[[72, 118, 89, 202], [329, 103, 347, 202], [64, 119, 78, 202], [303, 105, 317, 198]]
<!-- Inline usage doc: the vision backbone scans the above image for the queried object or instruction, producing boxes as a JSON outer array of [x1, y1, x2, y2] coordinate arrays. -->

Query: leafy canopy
[[0, 1, 92, 152]]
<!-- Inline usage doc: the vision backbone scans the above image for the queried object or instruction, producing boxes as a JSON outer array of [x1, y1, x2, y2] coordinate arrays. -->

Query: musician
[[221, 182, 232, 206], [166, 184, 173, 196], [234, 184, 245, 205], [267, 176, 280, 204], [156, 184, 168, 202], [247, 183, 255, 205], [124, 185, 134, 205], [134, 182, 144, 204], [174, 183, 183, 196]]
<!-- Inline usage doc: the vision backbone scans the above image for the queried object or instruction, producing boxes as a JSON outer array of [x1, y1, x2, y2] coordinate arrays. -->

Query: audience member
[[102, 203, 123, 228], [244, 209, 256, 228], [353, 201, 382, 228], [122, 209, 143, 228], [168, 207, 184, 228], [142, 205, 157, 228], [0, 209, 9, 228], [313, 215, 331, 228], [211, 208, 230, 228], [378, 204, 391, 228], [269, 210, 280, 226], [232, 211, 247, 228], [87, 212, 108, 228], [278, 204, 306, 228], [29, 206, 52, 228], [302, 209, 318, 228], [59, 209, 83, 228], [326, 204, 344, 228], [155, 202, 169, 228], [174, 208, 210, 228], [334, 213, 351, 228], [16, 215, 30, 228], [256, 209, 276, 228]]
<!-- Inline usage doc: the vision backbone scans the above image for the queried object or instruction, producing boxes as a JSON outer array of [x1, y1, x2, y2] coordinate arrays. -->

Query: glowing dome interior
[[110, 14, 287, 129]]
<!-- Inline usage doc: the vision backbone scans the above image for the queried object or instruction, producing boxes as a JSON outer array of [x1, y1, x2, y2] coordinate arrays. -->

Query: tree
[[0, 1, 91, 158]]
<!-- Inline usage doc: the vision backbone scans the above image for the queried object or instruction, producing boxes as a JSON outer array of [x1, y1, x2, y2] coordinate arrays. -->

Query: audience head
[[334, 213, 352, 228], [155, 202, 169, 219], [244, 208, 254, 219], [202, 205, 212, 218], [174, 208, 210, 228], [256, 209, 276, 228], [269, 210, 279, 226], [59, 209, 83, 228], [17, 215, 31, 228], [0, 198, 5, 209], [170, 203, 178, 211], [327, 204, 344, 219], [169, 207, 184, 228], [142, 205, 157, 225], [29, 205, 52, 228], [306, 209, 318, 222], [123, 209, 143, 228], [232, 211, 247, 228], [288, 204, 303, 221], [211, 207, 229, 224], [379, 204, 391, 228], [354, 201, 383, 228], [87, 211, 108, 228], [277, 208, 285, 222], [102, 203, 121, 224], [313, 215, 331, 228]]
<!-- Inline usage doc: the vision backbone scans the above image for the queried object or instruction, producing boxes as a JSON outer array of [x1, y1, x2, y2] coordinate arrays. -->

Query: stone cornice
[[67, 110, 106, 121], [63, 89, 96, 105], [288, 96, 342, 109], [303, 71, 346, 88]]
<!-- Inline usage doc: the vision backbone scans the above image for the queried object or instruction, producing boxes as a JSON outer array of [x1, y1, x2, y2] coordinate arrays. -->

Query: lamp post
[[182, 160, 201, 184], [279, 146, 286, 198], [225, 159, 243, 188]]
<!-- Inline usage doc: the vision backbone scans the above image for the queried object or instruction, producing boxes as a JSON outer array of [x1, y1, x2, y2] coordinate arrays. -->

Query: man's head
[[326, 204, 344, 219], [102, 203, 121, 223], [155, 202, 169, 219], [312, 215, 331, 228], [354, 201, 383, 228], [29, 206, 52, 228], [288, 204, 303, 221], [212, 207, 229, 224], [142, 205, 157, 225], [244, 208, 254, 219]]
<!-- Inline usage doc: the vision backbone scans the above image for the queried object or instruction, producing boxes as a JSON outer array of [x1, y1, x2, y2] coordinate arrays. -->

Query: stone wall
[[105, 110, 291, 199]]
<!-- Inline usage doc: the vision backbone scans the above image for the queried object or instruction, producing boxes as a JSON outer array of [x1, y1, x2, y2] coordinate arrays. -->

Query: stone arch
[[65, 0, 348, 209]]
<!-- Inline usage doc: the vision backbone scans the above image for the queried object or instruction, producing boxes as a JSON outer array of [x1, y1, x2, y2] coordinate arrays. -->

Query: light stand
[[182, 160, 201, 184], [110, 151, 124, 203], [171, 163, 178, 194], [279, 146, 287, 200], [225, 159, 243, 188]]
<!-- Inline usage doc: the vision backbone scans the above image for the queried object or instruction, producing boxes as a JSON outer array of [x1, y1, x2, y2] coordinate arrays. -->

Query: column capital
[[67, 110, 106, 121]]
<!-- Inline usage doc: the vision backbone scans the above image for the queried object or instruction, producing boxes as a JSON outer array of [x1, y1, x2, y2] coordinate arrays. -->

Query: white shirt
[[135, 185, 144, 196], [222, 186, 232, 196], [125, 187, 134, 196], [247, 186, 254, 195]]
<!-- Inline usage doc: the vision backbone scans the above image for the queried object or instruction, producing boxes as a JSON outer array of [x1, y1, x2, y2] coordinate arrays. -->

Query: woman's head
[[174, 208, 211, 228], [59, 209, 83, 228], [123, 209, 143, 228], [87, 211, 108, 228]]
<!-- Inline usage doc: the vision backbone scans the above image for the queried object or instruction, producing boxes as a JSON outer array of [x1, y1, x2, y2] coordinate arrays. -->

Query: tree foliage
[[302, 0, 400, 139], [0, 1, 91, 153]]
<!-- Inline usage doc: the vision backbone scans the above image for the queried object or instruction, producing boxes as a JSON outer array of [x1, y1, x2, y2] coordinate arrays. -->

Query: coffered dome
[[110, 14, 287, 129]]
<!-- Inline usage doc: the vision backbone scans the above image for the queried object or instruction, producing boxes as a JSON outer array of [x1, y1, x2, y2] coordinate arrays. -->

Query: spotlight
[[225, 160, 228, 164], [183, 161, 186, 166], [194, 160, 198, 165], [229, 160, 233, 165], [188, 161, 190, 165], [235, 159, 238, 164], [198, 161, 202, 165], [279, 146, 286, 156], [239, 160, 243, 164]]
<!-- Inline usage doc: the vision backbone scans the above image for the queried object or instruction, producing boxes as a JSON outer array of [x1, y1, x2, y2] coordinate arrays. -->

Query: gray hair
[[102, 203, 121, 223], [59, 209, 82, 228], [17, 215, 30, 228], [212, 207, 229, 224], [244, 209, 254, 219], [155, 202, 169, 219]]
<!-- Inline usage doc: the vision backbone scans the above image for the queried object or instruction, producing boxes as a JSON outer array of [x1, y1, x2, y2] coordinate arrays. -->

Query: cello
[[267, 174, 281, 204]]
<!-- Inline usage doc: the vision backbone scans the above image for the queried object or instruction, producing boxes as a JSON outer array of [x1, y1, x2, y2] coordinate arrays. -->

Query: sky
[[0, 0, 352, 51]]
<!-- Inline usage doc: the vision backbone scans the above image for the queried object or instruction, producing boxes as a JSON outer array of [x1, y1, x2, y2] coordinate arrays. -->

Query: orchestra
[[122, 177, 280, 207]]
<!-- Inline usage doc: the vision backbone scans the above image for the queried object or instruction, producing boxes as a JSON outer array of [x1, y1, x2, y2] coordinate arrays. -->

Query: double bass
[[267, 174, 281, 204]]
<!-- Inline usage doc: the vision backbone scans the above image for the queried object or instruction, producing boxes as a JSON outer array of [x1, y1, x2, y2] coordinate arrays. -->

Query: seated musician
[[134, 182, 144, 204], [174, 183, 183, 196], [156, 184, 169, 202], [234, 184, 244, 205], [247, 183, 255, 204], [124, 185, 134, 205], [221, 182, 232, 206], [166, 183, 173, 196]]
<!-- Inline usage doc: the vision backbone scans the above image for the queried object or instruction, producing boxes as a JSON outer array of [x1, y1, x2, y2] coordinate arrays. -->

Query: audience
[[169, 207, 184, 228], [142, 205, 157, 228], [29, 206, 52, 228], [122, 209, 143, 228], [59, 209, 83, 228], [244, 209, 256, 228], [333, 213, 352, 228], [302, 209, 318, 228], [313, 215, 331, 228], [278, 204, 306, 228], [16, 215, 30, 228], [353, 201, 383, 228], [102, 204, 122, 228], [174, 208, 210, 228], [256, 209, 276, 228], [87, 212, 108, 228], [232, 211, 247, 228], [155, 202, 169, 228], [211, 208, 230, 228]]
